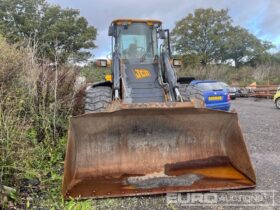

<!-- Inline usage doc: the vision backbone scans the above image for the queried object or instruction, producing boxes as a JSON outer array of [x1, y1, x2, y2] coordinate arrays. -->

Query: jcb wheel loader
[[62, 19, 256, 199]]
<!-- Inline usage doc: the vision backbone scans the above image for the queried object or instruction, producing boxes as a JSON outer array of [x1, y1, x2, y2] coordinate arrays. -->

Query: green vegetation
[[177, 64, 280, 86], [80, 62, 111, 83], [0, 35, 82, 209], [0, 0, 97, 64], [171, 8, 274, 67], [0, 1, 105, 204]]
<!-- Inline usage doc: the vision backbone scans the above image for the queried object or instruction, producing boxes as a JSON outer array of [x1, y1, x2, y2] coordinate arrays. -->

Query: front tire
[[85, 86, 112, 113], [276, 98, 280, 109]]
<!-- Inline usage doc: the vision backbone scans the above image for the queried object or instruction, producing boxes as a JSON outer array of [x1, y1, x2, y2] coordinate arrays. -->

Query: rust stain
[[64, 156, 255, 199], [63, 106, 256, 199]]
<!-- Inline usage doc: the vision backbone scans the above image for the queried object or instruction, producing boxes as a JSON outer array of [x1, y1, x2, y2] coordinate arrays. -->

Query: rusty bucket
[[62, 106, 256, 199]]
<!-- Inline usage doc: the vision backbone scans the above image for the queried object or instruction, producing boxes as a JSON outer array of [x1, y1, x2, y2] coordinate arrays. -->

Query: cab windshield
[[117, 23, 157, 59]]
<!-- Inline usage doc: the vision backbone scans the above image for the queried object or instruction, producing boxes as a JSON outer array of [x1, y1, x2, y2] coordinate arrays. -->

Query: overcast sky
[[47, 0, 280, 58]]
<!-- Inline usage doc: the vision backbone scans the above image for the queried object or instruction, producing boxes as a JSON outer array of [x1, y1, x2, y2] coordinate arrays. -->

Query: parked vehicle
[[273, 86, 280, 109], [236, 88, 250, 97], [186, 80, 231, 111], [219, 82, 237, 99]]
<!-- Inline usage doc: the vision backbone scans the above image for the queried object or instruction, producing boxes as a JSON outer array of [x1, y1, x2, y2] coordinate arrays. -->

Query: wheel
[[276, 98, 280, 109], [85, 86, 112, 113]]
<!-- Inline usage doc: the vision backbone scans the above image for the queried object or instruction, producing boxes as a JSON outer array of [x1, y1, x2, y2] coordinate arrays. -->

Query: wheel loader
[[62, 19, 256, 199]]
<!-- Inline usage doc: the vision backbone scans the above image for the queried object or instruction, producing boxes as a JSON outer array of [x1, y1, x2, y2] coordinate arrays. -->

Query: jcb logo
[[134, 69, 151, 79]]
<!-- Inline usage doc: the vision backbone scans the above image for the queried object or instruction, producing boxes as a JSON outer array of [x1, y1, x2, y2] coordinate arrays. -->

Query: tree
[[171, 8, 232, 65], [171, 8, 273, 67], [0, 0, 46, 43], [222, 26, 274, 67], [0, 0, 97, 64]]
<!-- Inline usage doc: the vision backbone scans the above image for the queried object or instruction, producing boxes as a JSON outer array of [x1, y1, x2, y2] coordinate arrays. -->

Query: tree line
[[0, 2, 278, 68], [171, 8, 277, 67], [0, 0, 97, 64]]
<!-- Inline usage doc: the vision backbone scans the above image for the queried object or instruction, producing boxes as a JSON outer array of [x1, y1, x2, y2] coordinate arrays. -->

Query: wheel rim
[[276, 99, 280, 108]]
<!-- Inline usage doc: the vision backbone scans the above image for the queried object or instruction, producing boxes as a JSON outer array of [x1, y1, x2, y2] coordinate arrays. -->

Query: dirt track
[[93, 98, 280, 210]]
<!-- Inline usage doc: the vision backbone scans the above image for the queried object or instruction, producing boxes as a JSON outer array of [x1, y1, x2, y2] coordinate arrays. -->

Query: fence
[[235, 85, 278, 99]]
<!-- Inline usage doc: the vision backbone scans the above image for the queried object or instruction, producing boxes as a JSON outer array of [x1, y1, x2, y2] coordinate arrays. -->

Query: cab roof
[[112, 19, 162, 26]]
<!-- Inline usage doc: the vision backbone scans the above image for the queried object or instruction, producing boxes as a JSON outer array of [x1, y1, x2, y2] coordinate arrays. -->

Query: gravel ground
[[94, 98, 280, 210]]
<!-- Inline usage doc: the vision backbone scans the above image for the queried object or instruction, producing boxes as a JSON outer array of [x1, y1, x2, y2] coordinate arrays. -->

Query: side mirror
[[108, 26, 115, 36], [173, 58, 182, 67], [159, 30, 166, 39]]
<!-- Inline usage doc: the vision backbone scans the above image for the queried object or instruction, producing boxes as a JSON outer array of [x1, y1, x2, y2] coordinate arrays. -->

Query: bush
[[0, 36, 82, 209], [0, 36, 26, 89], [177, 64, 280, 85], [80, 62, 111, 83]]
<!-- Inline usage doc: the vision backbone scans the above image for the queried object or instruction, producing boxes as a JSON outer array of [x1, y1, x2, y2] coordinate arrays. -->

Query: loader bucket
[[62, 106, 256, 199]]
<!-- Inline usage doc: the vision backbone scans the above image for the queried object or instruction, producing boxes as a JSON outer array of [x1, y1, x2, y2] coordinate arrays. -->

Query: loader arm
[[112, 51, 121, 100], [161, 51, 183, 101]]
